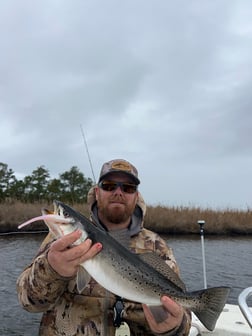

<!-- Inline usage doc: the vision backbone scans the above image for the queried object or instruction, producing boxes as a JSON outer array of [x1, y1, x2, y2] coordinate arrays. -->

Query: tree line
[[0, 162, 94, 204]]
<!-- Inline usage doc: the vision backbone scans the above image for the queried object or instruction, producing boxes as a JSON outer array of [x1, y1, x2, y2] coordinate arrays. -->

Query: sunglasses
[[98, 180, 138, 194]]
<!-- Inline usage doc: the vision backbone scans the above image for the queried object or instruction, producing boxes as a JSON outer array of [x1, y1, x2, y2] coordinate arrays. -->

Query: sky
[[1, 0, 252, 210]]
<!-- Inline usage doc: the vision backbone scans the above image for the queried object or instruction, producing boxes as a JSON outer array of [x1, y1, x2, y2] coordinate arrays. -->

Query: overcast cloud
[[1, 0, 252, 210]]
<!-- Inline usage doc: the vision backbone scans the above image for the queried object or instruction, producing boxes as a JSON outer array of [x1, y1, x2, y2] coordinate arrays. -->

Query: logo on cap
[[111, 161, 132, 172], [98, 159, 140, 184]]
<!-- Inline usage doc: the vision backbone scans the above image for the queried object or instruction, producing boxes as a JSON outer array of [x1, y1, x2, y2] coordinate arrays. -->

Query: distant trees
[[0, 163, 17, 201], [0, 162, 94, 204]]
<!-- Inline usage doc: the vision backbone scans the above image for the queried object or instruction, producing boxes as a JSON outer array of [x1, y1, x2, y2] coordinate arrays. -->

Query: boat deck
[[190, 304, 252, 336]]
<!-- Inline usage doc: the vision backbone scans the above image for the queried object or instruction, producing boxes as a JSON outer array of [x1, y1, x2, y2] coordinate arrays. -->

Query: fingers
[[142, 304, 158, 324], [79, 242, 102, 263], [142, 296, 183, 334], [47, 230, 102, 278], [50, 230, 83, 252], [63, 238, 93, 262], [161, 296, 182, 317], [146, 305, 169, 323], [63, 239, 101, 264]]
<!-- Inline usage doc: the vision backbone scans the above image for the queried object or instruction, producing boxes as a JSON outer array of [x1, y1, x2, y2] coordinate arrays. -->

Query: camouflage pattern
[[98, 158, 140, 185], [17, 189, 191, 335]]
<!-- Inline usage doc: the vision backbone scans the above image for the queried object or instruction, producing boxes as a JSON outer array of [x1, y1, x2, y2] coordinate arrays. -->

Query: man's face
[[95, 173, 138, 225]]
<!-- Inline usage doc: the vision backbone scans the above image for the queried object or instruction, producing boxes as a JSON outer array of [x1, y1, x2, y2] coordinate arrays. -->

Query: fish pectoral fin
[[76, 266, 91, 293], [138, 252, 186, 292], [148, 304, 169, 323]]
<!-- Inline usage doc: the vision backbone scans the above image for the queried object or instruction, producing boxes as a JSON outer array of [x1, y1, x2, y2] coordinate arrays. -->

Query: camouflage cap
[[98, 159, 140, 185]]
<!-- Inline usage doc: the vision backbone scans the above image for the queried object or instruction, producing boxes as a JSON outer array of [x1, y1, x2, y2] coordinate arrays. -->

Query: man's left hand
[[142, 296, 184, 334]]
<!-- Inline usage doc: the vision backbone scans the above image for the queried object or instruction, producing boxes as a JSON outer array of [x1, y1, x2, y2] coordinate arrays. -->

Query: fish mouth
[[53, 200, 61, 214], [53, 200, 69, 217]]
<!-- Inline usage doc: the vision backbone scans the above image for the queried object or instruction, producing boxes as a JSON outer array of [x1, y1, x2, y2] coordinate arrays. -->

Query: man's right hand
[[47, 230, 102, 277]]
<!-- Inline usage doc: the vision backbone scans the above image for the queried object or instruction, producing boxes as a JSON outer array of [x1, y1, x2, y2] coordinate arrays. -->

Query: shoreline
[[0, 224, 252, 238], [1, 201, 252, 235]]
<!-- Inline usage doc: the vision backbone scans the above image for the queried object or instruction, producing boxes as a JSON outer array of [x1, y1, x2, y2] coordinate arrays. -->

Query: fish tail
[[192, 286, 230, 331]]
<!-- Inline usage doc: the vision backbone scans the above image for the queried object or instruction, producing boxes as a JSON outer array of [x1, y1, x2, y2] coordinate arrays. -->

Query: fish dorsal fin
[[138, 252, 186, 292]]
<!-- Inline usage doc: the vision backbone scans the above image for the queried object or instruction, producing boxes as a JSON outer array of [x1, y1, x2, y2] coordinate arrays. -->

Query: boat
[[188, 221, 252, 335], [189, 287, 252, 335]]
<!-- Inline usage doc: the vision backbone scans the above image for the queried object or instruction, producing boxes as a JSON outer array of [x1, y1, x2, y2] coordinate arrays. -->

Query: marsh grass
[[145, 205, 252, 235], [0, 202, 89, 233], [0, 201, 252, 235]]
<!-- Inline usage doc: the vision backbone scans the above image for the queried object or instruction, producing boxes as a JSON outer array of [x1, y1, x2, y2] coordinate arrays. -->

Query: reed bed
[[0, 201, 252, 235], [0, 202, 89, 233], [145, 205, 252, 235]]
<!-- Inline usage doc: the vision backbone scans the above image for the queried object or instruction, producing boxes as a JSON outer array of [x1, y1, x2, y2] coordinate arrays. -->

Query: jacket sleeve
[[16, 233, 73, 313]]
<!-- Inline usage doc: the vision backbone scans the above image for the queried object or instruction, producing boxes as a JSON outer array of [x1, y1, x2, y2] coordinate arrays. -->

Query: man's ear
[[94, 185, 99, 200]]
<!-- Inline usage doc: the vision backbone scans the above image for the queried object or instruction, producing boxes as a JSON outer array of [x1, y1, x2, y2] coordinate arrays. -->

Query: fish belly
[[82, 257, 161, 305]]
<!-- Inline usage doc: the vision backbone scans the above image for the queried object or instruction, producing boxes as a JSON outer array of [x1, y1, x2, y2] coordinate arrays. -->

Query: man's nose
[[113, 185, 123, 194]]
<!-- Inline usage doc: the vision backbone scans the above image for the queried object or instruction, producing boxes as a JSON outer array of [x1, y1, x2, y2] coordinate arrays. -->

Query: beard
[[97, 197, 135, 224], [105, 208, 130, 224]]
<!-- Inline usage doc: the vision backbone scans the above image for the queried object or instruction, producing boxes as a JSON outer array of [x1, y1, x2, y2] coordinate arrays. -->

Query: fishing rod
[[80, 124, 96, 183]]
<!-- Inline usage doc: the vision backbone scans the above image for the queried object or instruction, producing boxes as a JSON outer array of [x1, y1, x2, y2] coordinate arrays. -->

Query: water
[[0, 233, 251, 336], [0, 233, 45, 336], [165, 235, 252, 304]]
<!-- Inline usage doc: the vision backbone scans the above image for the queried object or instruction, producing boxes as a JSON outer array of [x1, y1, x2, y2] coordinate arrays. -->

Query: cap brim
[[99, 171, 140, 185]]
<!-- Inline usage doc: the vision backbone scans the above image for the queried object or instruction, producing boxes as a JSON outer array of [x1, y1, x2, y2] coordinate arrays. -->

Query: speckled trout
[[18, 200, 230, 331]]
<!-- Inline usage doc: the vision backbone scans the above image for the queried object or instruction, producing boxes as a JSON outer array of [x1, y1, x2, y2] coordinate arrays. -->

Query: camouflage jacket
[[17, 190, 191, 336]]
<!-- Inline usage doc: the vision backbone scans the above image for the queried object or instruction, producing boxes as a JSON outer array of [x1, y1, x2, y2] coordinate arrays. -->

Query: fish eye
[[63, 209, 70, 218]]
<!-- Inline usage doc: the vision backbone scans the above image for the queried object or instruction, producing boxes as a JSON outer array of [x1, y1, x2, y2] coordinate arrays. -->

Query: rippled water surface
[[0, 233, 251, 335]]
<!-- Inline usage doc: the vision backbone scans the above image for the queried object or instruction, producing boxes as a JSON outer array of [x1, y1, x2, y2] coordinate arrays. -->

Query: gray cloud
[[1, 0, 252, 209]]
